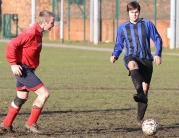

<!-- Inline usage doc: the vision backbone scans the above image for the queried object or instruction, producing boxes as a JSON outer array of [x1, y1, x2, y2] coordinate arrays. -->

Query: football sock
[[27, 105, 42, 126], [137, 102, 148, 121], [3, 105, 20, 127], [130, 69, 144, 95]]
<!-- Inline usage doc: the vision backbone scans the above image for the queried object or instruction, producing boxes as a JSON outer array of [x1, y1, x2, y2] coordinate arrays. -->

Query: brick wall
[[1, 0, 51, 30], [1, 0, 170, 47]]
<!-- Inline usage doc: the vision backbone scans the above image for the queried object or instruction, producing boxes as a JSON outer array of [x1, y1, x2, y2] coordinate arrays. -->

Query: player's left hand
[[154, 56, 162, 65]]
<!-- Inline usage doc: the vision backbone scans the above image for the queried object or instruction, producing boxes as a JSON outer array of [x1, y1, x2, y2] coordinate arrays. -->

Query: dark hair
[[127, 1, 140, 12]]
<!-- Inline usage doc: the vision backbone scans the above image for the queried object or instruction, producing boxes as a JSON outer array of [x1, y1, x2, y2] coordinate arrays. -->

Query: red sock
[[27, 106, 42, 126], [3, 105, 20, 127]]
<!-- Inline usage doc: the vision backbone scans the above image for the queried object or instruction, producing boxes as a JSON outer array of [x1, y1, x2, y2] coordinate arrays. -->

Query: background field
[[0, 41, 179, 137]]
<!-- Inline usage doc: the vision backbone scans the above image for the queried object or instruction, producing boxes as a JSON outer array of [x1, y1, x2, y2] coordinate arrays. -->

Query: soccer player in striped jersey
[[110, 1, 162, 127]]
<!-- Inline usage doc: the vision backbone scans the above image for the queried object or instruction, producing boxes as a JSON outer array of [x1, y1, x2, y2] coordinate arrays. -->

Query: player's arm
[[6, 40, 23, 75], [148, 21, 163, 65], [110, 26, 124, 63], [6, 33, 32, 75]]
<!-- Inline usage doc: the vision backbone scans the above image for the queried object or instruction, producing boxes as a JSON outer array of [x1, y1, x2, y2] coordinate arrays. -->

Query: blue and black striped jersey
[[112, 18, 162, 60]]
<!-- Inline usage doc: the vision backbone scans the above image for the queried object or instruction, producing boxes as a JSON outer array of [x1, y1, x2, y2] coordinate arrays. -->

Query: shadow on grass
[[51, 127, 142, 135], [41, 108, 135, 114], [0, 127, 142, 137], [160, 123, 179, 129], [0, 108, 135, 117], [50, 124, 179, 136]]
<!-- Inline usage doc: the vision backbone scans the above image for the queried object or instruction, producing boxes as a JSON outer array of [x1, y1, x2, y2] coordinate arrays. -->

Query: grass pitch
[[0, 42, 179, 137]]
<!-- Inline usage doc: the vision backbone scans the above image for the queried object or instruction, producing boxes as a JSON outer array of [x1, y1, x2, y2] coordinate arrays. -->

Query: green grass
[[42, 32, 113, 48], [0, 42, 179, 137]]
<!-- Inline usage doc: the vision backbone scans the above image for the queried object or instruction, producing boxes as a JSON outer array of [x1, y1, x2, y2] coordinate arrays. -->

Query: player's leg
[[25, 86, 49, 134], [0, 90, 28, 132], [21, 68, 50, 134], [26, 86, 50, 129], [10, 64, 47, 133], [136, 59, 153, 127], [126, 57, 147, 103], [137, 82, 149, 126]]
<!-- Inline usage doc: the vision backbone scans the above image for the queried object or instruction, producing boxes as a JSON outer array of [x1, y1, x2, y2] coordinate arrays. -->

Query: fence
[[50, 0, 170, 47], [3, 14, 18, 39]]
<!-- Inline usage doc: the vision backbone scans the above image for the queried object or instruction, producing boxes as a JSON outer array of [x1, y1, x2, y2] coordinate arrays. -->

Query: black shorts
[[15, 64, 44, 92], [124, 56, 153, 84]]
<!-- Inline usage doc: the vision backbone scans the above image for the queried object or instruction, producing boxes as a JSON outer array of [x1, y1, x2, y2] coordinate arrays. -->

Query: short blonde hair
[[38, 10, 55, 24]]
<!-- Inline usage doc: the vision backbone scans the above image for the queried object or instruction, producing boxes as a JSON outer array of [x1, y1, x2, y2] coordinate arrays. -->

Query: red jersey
[[6, 23, 43, 69]]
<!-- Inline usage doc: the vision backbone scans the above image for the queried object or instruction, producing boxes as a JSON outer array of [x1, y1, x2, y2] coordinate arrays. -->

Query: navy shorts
[[124, 56, 153, 84], [15, 64, 44, 92]]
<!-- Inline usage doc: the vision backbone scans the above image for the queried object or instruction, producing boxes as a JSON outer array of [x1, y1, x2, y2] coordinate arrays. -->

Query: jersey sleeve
[[112, 26, 124, 59], [148, 21, 163, 57], [6, 33, 34, 65]]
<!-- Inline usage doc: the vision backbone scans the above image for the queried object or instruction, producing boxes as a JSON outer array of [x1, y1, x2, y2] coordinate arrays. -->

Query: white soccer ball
[[142, 118, 159, 136]]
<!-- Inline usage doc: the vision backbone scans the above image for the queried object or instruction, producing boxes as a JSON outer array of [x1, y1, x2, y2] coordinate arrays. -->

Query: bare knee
[[43, 92, 50, 100], [34, 88, 50, 108], [36, 87, 50, 100], [128, 61, 139, 70], [38, 90, 50, 101]]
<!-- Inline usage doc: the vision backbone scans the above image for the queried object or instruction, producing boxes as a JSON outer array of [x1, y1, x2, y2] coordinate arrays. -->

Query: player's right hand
[[11, 65, 23, 76], [110, 56, 117, 63]]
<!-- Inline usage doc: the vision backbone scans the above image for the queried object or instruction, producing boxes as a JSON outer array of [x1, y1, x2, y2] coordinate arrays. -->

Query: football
[[142, 118, 159, 136]]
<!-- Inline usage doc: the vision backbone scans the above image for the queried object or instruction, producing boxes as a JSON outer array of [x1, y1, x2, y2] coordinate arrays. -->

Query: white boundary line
[[0, 39, 179, 56]]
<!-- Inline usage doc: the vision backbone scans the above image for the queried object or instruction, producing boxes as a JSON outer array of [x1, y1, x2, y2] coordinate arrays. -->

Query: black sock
[[130, 69, 144, 95], [137, 102, 148, 121]]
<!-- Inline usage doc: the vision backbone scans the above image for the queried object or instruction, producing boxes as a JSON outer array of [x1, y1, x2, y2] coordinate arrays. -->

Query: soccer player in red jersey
[[0, 10, 55, 134]]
